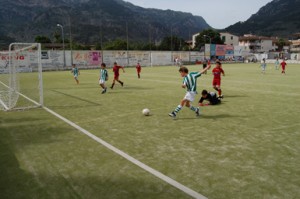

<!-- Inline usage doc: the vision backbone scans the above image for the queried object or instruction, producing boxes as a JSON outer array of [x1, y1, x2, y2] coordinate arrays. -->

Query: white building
[[220, 32, 239, 46], [290, 40, 300, 53], [239, 34, 277, 53], [192, 32, 239, 48]]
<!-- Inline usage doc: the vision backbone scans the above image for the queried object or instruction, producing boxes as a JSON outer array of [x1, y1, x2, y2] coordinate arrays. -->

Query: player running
[[168, 65, 211, 118], [199, 90, 221, 106], [71, 64, 80, 84], [99, 63, 108, 94], [212, 61, 225, 98], [110, 62, 125, 89]]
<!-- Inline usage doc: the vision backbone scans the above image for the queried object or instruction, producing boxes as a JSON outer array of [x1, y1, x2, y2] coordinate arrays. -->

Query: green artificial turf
[[1, 63, 299, 199]]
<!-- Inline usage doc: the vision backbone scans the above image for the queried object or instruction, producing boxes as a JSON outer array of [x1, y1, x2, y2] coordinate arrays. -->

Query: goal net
[[0, 43, 43, 111]]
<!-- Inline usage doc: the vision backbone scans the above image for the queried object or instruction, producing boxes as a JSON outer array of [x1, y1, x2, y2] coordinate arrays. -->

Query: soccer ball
[[142, 108, 150, 116]]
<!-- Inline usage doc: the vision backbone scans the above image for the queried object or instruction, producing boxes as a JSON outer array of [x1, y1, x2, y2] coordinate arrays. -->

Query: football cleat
[[168, 112, 177, 118]]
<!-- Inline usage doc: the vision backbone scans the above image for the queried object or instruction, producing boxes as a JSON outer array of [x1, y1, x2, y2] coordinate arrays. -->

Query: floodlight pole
[[68, 16, 73, 66], [57, 24, 66, 68], [203, 35, 211, 60], [149, 24, 152, 67], [171, 26, 173, 64], [126, 21, 129, 65]]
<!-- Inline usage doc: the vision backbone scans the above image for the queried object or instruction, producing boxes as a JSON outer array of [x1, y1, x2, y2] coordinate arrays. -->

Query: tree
[[0, 35, 15, 50], [194, 29, 224, 50], [276, 38, 290, 52], [53, 31, 62, 43], [34, 36, 51, 43], [158, 36, 187, 51], [104, 39, 127, 50]]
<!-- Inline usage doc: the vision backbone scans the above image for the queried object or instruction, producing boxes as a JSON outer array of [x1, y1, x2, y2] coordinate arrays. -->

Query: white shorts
[[184, 91, 196, 102], [99, 79, 105, 84]]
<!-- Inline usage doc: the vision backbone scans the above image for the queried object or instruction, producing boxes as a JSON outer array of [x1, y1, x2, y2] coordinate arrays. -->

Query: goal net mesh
[[0, 43, 43, 111]]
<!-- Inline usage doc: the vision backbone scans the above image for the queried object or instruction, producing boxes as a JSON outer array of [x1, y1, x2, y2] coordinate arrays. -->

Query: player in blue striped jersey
[[99, 63, 108, 94], [169, 65, 211, 118]]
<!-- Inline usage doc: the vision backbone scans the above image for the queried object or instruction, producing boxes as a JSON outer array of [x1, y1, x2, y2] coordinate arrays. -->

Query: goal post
[[0, 43, 43, 111]]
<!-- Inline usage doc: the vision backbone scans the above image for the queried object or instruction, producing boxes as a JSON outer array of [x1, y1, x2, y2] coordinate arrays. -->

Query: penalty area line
[[43, 106, 207, 199]]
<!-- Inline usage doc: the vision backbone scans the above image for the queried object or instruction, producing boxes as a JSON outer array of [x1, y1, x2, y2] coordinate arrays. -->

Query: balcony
[[290, 47, 300, 53]]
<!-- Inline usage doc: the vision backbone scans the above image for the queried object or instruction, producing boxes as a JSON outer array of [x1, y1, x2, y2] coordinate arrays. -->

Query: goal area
[[0, 43, 43, 111]]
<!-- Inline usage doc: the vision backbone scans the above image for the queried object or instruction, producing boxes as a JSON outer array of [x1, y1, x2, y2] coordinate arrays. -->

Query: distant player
[[212, 61, 225, 98], [207, 59, 211, 67], [71, 64, 80, 84], [136, 62, 141, 78], [280, 59, 287, 74], [275, 58, 280, 70], [175, 57, 179, 66], [199, 90, 221, 106], [110, 62, 125, 89], [261, 58, 267, 74], [202, 59, 207, 74], [168, 65, 211, 118], [99, 63, 108, 94]]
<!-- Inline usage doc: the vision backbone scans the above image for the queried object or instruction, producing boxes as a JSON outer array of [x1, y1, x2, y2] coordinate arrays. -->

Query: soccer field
[[1, 63, 300, 199]]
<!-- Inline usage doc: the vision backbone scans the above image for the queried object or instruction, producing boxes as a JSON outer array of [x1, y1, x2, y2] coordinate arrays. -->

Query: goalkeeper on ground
[[199, 90, 221, 106]]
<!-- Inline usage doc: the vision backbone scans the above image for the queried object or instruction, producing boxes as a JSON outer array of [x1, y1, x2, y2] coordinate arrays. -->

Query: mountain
[[0, 0, 210, 46], [225, 0, 300, 37]]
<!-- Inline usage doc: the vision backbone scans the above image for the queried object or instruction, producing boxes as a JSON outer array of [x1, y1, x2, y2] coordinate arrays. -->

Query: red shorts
[[213, 79, 221, 87], [114, 74, 119, 80], [282, 66, 286, 70]]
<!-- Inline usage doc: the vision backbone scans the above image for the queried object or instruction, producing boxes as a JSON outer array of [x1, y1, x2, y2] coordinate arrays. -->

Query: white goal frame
[[0, 43, 43, 111]]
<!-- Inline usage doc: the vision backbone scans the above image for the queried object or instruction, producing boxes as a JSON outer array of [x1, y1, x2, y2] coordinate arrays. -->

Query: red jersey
[[281, 61, 287, 68], [113, 65, 123, 76], [136, 64, 141, 72], [212, 67, 224, 80]]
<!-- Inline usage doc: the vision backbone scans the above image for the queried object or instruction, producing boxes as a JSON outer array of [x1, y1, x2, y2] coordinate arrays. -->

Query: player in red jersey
[[280, 59, 287, 74], [136, 62, 141, 78], [212, 61, 225, 98], [110, 62, 125, 89]]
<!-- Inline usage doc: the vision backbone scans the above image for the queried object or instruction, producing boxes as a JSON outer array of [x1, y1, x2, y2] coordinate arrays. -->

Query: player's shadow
[[177, 114, 238, 120], [50, 89, 102, 107], [223, 95, 248, 98], [123, 86, 154, 90], [201, 114, 240, 119]]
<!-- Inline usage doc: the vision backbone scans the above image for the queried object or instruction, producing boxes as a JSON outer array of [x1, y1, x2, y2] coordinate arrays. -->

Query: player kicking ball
[[169, 65, 211, 119]]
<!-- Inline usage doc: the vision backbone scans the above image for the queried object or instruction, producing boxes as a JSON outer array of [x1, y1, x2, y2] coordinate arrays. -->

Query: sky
[[124, 0, 272, 29]]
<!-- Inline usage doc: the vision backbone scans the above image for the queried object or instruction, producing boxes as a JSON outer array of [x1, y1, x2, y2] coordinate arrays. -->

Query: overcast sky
[[124, 0, 272, 29]]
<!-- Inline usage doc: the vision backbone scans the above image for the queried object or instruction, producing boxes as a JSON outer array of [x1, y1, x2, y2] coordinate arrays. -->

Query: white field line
[[3, 78, 207, 199], [0, 81, 10, 110], [43, 106, 207, 199], [0, 80, 41, 109]]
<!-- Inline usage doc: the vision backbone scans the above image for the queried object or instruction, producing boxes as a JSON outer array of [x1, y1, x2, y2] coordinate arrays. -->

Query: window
[[222, 36, 226, 42]]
